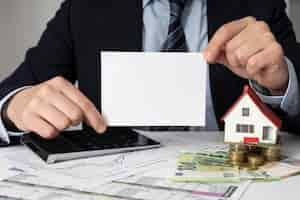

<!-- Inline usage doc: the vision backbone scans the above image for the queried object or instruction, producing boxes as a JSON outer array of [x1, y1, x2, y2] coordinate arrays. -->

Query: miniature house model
[[222, 85, 282, 145]]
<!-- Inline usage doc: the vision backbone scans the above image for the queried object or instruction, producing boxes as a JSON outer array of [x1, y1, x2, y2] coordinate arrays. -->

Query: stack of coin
[[248, 145, 263, 154], [229, 144, 248, 166], [247, 154, 265, 169], [262, 144, 281, 162], [229, 144, 249, 152]]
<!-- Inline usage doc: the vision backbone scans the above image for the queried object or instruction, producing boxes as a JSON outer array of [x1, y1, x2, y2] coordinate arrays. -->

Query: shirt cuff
[[249, 57, 300, 116], [0, 87, 30, 144]]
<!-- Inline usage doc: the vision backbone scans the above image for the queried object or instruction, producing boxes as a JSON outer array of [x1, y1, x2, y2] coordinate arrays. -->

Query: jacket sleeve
[[0, 0, 76, 101], [267, 0, 300, 132]]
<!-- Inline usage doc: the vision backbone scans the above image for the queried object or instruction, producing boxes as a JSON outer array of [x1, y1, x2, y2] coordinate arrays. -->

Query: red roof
[[221, 85, 282, 128]]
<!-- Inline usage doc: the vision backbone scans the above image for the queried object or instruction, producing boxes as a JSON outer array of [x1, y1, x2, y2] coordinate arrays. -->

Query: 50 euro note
[[176, 151, 234, 169], [172, 151, 300, 183], [172, 151, 240, 183]]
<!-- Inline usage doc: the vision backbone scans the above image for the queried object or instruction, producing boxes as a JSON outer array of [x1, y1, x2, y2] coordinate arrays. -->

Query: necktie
[[162, 0, 188, 52]]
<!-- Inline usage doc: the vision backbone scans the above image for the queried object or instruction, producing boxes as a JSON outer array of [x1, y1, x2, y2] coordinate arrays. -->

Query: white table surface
[[1, 131, 300, 200]]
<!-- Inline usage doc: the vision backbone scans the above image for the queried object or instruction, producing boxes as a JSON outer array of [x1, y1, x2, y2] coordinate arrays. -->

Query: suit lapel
[[207, 0, 249, 129]]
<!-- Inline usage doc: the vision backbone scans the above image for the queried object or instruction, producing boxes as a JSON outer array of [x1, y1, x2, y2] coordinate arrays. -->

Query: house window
[[263, 126, 272, 141], [249, 125, 254, 133], [236, 124, 254, 133], [242, 108, 250, 117], [241, 125, 248, 132], [236, 124, 241, 132]]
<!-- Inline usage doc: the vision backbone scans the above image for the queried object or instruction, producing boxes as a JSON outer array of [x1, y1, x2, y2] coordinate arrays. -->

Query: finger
[[22, 111, 58, 139], [225, 29, 249, 54], [204, 17, 256, 63], [225, 21, 271, 54], [235, 33, 275, 66], [31, 97, 72, 131], [41, 84, 84, 126], [226, 50, 242, 69], [224, 53, 250, 79], [49, 77, 106, 133], [245, 42, 282, 79]]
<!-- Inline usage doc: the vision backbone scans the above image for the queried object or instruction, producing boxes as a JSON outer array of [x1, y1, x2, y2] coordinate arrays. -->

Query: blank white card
[[101, 52, 207, 127]]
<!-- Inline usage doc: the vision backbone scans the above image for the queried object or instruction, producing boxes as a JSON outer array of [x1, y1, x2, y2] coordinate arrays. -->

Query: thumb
[[203, 48, 229, 67], [203, 48, 217, 64], [216, 52, 230, 67]]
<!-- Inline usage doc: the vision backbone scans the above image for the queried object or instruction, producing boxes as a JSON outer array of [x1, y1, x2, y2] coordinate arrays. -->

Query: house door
[[262, 126, 273, 142]]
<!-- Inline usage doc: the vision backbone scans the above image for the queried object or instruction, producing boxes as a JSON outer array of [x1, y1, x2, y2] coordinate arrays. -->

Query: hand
[[6, 76, 107, 139], [203, 17, 289, 95]]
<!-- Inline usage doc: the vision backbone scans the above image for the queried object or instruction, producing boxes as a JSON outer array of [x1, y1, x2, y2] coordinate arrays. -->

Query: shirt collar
[[143, 0, 153, 8]]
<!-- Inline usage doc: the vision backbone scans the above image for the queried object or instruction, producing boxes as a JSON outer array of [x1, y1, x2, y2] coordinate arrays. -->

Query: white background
[[0, 0, 62, 80]]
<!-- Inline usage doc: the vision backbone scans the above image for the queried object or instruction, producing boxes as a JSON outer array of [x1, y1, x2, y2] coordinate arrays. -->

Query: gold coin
[[248, 145, 263, 154], [262, 145, 281, 161], [247, 154, 265, 169], [229, 151, 246, 163], [229, 144, 249, 152]]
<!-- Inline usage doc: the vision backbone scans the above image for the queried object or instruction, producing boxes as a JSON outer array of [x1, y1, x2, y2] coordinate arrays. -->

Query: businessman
[[0, 0, 300, 145]]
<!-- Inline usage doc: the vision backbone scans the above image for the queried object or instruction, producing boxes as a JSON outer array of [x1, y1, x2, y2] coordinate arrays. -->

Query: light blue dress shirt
[[0, 0, 299, 144]]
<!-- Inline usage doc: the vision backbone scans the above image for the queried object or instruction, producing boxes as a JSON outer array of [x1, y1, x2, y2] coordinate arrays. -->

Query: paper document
[[0, 158, 22, 182], [0, 181, 117, 200], [101, 52, 207, 126], [2, 132, 229, 194], [2, 132, 250, 200], [115, 176, 251, 200]]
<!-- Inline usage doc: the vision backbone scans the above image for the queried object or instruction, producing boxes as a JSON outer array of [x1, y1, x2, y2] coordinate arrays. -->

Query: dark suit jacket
[[0, 0, 300, 134]]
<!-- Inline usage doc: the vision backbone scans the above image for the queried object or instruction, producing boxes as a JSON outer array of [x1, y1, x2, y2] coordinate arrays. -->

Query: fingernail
[[203, 51, 211, 62], [97, 124, 107, 134]]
